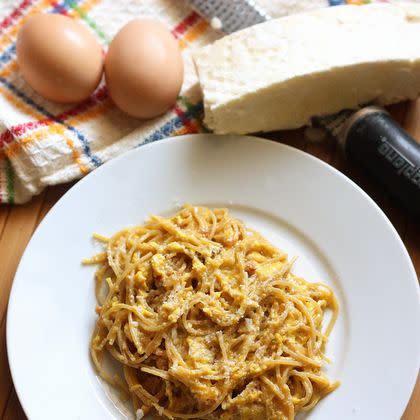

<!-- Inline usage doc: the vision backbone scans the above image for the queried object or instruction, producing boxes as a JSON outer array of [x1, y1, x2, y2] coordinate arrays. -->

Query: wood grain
[[0, 207, 10, 240], [0, 104, 418, 420], [0, 318, 12, 420], [404, 373, 420, 420], [2, 389, 25, 420], [0, 192, 45, 325], [403, 98, 420, 141]]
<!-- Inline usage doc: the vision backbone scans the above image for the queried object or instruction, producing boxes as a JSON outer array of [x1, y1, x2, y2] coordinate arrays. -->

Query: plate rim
[[6, 133, 420, 419]]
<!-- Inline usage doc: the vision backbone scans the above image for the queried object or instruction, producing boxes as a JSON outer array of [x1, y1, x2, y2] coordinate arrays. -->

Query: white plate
[[7, 134, 420, 420]]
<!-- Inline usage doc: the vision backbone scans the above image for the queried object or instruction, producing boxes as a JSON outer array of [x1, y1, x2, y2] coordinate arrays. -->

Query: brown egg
[[17, 14, 103, 103], [105, 20, 183, 119]]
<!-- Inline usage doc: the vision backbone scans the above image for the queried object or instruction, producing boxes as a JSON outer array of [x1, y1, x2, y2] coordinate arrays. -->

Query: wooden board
[[0, 102, 418, 419]]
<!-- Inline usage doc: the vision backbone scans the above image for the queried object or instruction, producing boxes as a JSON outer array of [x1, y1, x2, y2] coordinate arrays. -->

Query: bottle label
[[377, 137, 420, 188]]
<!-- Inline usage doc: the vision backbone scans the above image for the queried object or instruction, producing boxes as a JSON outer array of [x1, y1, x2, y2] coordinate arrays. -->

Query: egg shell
[[17, 13, 103, 103], [105, 20, 184, 119]]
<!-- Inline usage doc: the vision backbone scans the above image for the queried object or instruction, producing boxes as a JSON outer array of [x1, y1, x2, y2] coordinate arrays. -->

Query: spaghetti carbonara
[[85, 205, 339, 419]]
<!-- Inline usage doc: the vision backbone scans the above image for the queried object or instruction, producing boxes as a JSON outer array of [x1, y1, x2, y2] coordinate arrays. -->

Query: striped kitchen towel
[[0, 0, 389, 204]]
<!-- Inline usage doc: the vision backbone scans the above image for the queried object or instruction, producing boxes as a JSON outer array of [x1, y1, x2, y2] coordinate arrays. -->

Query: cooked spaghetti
[[85, 205, 339, 419]]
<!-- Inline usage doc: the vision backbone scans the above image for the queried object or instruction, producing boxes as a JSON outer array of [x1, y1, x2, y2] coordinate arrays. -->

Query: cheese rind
[[193, 3, 420, 134]]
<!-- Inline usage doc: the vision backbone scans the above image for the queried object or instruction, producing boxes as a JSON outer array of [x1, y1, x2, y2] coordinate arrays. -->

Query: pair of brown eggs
[[16, 14, 184, 119]]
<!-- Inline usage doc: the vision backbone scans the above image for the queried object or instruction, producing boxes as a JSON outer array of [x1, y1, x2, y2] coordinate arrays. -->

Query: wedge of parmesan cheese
[[193, 3, 420, 134]]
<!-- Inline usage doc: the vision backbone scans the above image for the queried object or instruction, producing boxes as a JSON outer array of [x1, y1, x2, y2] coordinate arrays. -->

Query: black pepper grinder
[[338, 106, 420, 216]]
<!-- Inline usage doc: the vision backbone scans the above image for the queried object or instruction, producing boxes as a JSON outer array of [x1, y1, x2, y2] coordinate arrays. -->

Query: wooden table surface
[[0, 102, 419, 420]]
